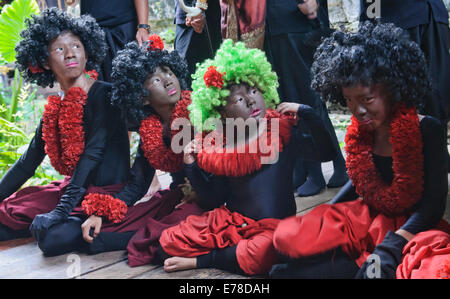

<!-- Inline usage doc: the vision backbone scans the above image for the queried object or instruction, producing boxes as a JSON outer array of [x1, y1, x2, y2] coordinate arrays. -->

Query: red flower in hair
[[147, 34, 164, 51], [84, 69, 98, 80], [29, 63, 44, 74], [204, 66, 225, 89]]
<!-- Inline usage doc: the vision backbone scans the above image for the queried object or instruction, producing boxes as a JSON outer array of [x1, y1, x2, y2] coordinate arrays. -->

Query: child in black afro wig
[[15, 7, 107, 88], [311, 21, 431, 111], [270, 21, 448, 279], [111, 40, 190, 125]]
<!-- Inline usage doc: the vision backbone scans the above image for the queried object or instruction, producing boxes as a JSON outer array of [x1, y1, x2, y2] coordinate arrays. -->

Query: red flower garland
[[84, 69, 98, 80], [204, 66, 225, 89], [345, 103, 424, 216], [82, 193, 128, 224], [139, 90, 192, 173], [42, 87, 87, 176], [196, 110, 296, 177], [147, 34, 164, 51]]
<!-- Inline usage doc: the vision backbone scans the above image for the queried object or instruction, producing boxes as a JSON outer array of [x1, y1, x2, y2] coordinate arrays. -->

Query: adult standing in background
[[66, 0, 149, 82], [264, 0, 349, 197], [174, 0, 222, 75]]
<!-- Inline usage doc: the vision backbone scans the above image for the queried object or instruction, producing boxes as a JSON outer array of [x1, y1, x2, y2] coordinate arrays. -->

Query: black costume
[[270, 115, 448, 278], [159, 105, 336, 275], [174, 0, 222, 75], [0, 81, 130, 243], [80, 0, 139, 82]]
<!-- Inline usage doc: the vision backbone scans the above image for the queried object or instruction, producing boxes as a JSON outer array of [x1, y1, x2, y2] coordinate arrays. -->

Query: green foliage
[[0, 73, 63, 186], [0, 0, 40, 63]]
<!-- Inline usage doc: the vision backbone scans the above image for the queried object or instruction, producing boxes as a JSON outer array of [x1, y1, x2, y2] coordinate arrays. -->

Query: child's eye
[[251, 88, 258, 94], [153, 78, 161, 84], [364, 97, 374, 103], [73, 44, 80, 49], [234, 97, 244, 104]]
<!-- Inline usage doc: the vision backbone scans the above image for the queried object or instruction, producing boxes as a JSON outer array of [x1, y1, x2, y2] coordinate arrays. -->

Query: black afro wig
[[311, 21, 431, 111], [111, 41, 190, 124], [15, 7, 107, 88]]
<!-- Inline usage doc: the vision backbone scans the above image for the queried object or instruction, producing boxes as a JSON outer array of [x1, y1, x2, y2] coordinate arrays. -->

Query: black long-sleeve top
[[0, 81, 131, 207], [185, 105, 336, 220], [331, 116, 448, 235], [113, 113, 186, 207]]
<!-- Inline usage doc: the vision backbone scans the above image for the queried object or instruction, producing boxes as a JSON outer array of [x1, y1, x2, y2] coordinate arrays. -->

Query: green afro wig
[[189, 39, 280, 131]]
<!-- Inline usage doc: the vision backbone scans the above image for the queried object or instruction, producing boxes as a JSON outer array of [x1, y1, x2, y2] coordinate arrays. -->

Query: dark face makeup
[[342, 84, 393, 131], [142, 65, 181, 109], [221, 84, 267, 121], [46, 31, 87, 81]]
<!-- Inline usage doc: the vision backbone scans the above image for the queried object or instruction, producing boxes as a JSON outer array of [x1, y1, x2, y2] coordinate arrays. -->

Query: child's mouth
[[250, 109, 261, 117], [168, 89, 177, 96]]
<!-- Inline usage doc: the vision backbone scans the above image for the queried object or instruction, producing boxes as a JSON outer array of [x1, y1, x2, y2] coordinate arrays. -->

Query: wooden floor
[[1, 159, 449, 279]]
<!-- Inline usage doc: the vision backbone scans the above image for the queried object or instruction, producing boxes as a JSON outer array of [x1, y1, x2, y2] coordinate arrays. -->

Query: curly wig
[[111, 41, 190, 124], [311, 21, 431, 110], [15, 8, 106, 88], [189, 39, 280, 131]]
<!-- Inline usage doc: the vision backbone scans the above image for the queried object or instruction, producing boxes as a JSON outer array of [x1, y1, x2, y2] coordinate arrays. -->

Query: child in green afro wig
[[156, 40, 338, 276], [189, 39, 280, 131]]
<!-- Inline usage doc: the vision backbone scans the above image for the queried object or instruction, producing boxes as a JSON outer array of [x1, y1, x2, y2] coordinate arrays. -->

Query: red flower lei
[[42, 87, 87, 176], [82, 193, 128, 224], [139, 90, 192, 173], [196, 110, 296, 177], [345, 103, 424, 216]]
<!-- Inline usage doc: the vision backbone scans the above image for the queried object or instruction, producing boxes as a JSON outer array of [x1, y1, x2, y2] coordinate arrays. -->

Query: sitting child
[[109, 36, 203, 266], [0, 9, 132, 255], [270, 21, 448, 279], [157, 40, 336, 276]]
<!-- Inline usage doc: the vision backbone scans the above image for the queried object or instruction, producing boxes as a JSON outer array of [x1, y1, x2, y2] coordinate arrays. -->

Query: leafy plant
[[0, 0, 40, 62]]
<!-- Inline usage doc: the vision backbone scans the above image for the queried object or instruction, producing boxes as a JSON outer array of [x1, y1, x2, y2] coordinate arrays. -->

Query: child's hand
[[81, 215, 102, 243], [277, 102, 301, 114], [183, 139, 198, 165]]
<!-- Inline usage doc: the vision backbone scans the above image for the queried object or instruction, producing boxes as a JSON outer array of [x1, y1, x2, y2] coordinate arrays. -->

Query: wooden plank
[[133, 266, 249, 279], [0, 237, 34, 251], [295, 187, 337, 213], [0, 243, 127, 279], [81, 260, 158, 279]]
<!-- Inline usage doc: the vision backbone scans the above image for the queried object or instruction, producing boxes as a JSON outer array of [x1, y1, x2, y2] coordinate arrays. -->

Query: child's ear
[[42, 63, 50, 71]]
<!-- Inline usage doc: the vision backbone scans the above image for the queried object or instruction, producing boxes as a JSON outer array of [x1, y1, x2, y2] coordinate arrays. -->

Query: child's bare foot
[[164, 256, 197, 272]]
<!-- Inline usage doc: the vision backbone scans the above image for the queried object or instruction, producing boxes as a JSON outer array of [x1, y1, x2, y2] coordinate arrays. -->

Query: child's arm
[[114, 141, 155, 207], [397, 117, 448, 237], [277, 102, 336, 162], [0, 119, 46, 201], [183, 140, 227, 210]]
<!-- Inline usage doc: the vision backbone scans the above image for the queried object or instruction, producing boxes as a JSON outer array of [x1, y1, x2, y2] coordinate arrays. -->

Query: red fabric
[[0, 179, 179, 234], [159, 206, 280, 275], [0, 178, 71, 230], [127, 201, 204, 267], [397, 226, 450, 279], [273, 199, 407, 267]]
